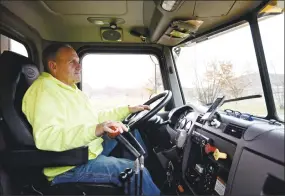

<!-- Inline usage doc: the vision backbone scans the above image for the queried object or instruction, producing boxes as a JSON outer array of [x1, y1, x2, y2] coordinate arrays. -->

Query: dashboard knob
[[210, 119, 221, 128], [213, 149, 227, 161]]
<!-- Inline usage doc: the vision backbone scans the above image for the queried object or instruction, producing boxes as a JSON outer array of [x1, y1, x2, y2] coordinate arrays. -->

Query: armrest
[[0, 146, 88, 168]]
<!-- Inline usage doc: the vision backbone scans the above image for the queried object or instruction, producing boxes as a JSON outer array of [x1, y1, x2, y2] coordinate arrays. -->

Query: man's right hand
[[95, 121, 128, 137]]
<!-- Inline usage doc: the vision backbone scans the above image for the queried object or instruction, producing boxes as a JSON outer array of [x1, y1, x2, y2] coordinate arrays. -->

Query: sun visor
[[157, 19, 204, 46], [260, 0, 284, 14]]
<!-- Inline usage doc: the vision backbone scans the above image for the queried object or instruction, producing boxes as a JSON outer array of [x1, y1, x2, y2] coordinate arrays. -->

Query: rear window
[[0, 34, 28, 57]]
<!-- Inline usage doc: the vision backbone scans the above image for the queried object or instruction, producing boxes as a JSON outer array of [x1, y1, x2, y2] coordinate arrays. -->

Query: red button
[[205, 144, 216, 154]]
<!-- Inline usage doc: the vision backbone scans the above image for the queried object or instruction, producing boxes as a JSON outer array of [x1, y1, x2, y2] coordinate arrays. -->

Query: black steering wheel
[[124, 90, 172, 129]]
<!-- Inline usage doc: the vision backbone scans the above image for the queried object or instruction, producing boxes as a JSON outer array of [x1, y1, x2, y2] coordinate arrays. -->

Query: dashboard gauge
[[185, 121, 192, 130], [175, 122, 180, 129], [184, 111, 189, 117], [180, 119, 187, 129]]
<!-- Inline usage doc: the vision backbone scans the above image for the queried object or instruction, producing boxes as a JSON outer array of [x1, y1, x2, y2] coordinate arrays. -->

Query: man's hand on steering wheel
[[95, 91, 173, 137], [124, 91, 173, 129], [128, 105, 151, 113]]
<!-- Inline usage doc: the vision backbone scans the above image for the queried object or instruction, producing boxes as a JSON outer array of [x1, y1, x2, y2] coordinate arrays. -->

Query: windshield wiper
[[206, 94, 262, 106]]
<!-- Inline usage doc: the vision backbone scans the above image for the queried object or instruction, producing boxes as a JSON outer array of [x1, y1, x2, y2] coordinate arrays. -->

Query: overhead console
[[156, 19, 204, 46], [184, 128, 236, 195], [147, 1, 263, 46]]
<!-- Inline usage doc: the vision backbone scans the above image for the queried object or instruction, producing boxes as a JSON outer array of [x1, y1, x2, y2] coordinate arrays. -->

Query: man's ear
[[48, 61, 57, 75]]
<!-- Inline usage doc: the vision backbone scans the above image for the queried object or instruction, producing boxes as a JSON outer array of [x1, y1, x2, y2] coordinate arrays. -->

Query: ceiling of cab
[[42, 1, 128, 15], [0, 0, 267, 44]]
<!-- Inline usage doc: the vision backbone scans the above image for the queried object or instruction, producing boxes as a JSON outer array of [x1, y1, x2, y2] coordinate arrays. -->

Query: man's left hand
[[128, 105, 151, 113]]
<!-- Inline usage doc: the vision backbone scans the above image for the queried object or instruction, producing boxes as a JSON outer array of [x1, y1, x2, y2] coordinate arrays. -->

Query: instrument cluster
[[174, 110, 193, 132]]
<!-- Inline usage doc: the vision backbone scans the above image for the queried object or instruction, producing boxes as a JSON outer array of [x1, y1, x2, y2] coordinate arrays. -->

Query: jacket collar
[[41, 72, 79, 92]]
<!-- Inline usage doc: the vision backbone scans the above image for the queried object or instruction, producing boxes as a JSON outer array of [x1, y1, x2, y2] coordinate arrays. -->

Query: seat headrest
[[22, 64, 39, 85], [0, 51, 39, 86]]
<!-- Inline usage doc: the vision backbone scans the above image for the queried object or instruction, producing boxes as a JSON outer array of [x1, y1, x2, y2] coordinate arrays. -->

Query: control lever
[[139, 156, 144, 195], [116, 135, 141, 158], [108, 126, 145, 196], [119, 172, 128, 193], [107, 127, 141, 158], [123, 132, 146, 156], [134, 159, 140, 196], [125, 168, 134, 195], [122, 131, 146, 196]]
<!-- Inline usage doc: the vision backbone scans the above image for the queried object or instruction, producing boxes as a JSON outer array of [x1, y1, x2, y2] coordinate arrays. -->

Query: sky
[[82, 54, 159, 89]]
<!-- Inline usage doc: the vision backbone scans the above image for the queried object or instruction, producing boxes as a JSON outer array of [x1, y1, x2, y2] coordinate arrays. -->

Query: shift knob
[[107, 126, 121, 139], [125, 168, 134, 178], [119, 172, 128, 182]]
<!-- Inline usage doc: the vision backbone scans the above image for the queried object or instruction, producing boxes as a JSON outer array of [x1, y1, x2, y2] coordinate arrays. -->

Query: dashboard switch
[[205, 144, 217, 154], [195, 164, 204, 174], [213, 149, 227, 161]]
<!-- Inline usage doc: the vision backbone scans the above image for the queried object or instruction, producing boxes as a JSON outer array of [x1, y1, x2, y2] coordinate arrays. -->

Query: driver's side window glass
[[81, 54, 164, 110]]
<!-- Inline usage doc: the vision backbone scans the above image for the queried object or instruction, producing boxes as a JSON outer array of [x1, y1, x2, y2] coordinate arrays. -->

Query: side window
[[0, 34, 28, 57], [81, 54, 164, 110]]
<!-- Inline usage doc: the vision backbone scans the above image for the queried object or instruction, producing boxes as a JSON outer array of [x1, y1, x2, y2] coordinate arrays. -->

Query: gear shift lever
[[108, 126, 146, 196], [125, 168, 133, 195], [139, 156, 144, 195], [134, 159, 140, 195], [119, 172, 127, 192]]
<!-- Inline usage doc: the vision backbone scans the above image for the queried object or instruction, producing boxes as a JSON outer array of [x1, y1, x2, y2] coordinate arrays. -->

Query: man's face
[[48, 47, 81, 86]]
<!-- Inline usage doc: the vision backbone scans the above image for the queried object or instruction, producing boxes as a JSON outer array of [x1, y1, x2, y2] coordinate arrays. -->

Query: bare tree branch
[[194, 60, 253, 105]]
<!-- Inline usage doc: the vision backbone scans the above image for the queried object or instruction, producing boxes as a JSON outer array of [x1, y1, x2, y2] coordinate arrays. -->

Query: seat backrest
[[0, 51, 39, 149]]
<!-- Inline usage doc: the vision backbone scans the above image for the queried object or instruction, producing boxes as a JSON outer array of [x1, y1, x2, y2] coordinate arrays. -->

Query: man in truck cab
[[22, 43, 161, 195]]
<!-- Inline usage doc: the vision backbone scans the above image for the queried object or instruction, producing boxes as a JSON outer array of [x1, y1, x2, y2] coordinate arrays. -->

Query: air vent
[[196, 115, 205, 125], [224, 124, 246, 139]]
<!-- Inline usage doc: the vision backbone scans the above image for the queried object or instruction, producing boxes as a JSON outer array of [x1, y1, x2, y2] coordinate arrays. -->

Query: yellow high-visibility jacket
[[22, 72, 130, 181]]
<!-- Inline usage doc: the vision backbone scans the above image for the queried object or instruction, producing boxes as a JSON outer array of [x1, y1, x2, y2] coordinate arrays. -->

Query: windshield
[[173, 21, 268, 117]]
